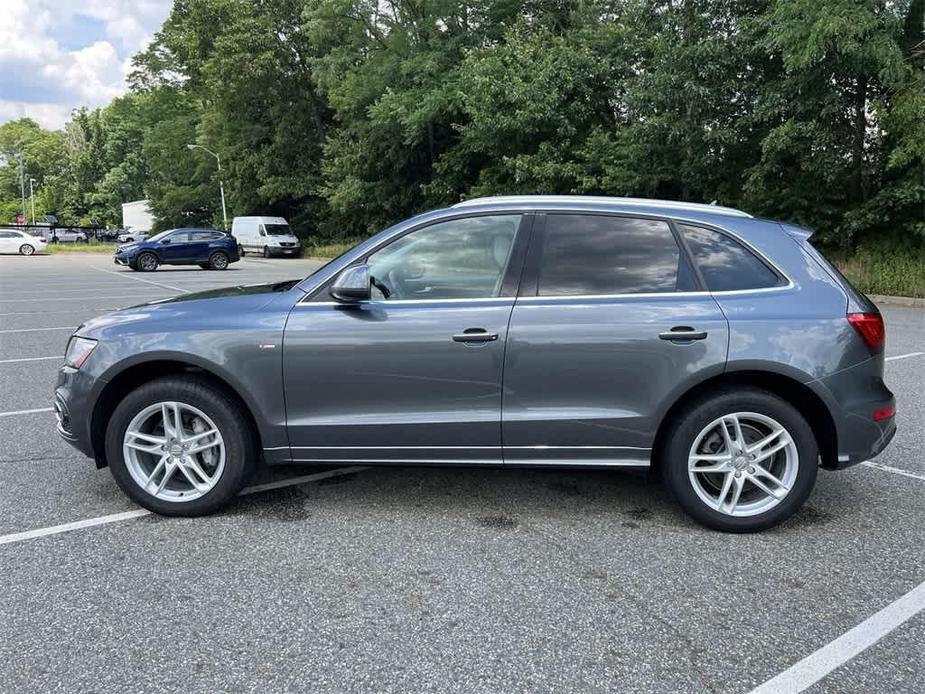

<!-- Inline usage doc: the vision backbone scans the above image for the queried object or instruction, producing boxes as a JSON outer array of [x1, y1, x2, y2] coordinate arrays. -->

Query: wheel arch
[[90, 357, 263, 468], [651, 370, 838, 472]]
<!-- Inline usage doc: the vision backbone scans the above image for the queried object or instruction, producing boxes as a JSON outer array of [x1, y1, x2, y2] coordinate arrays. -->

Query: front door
[[157, 231, 192, 262], [282, 213, 530, 464], [502, 213, 729, 466]]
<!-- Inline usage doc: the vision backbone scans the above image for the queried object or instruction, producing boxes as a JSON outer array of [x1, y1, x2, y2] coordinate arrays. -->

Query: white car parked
[[231, 216, 302, 258], [0, 229, 47, 255]]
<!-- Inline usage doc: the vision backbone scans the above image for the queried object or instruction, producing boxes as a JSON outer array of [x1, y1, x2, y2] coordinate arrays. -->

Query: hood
[[75, 280, 303, 339]]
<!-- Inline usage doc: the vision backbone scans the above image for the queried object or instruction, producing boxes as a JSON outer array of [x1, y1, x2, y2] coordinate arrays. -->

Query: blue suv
[[114, 228, 240, 272]]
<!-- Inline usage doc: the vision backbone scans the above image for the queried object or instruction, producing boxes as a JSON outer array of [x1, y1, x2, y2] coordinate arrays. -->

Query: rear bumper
[[811, 356, 896, 469]]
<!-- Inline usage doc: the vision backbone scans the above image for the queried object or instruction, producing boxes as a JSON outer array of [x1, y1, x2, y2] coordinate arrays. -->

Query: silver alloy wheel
[[688, 411, 798, 517], [138, 253, 157, 271], [19, 244, 34, 256], [123, 401, 225, 502], [211, 252, 228, 269]]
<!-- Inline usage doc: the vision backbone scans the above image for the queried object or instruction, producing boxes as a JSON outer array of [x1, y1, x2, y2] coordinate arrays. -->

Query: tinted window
[[167, 231, 191, 242], [537, 215, 692, 296], [679, 224, 780, 291], [366, 215, 520, 300], [0, 231, 16, 238], [191, 231, 223, 241]]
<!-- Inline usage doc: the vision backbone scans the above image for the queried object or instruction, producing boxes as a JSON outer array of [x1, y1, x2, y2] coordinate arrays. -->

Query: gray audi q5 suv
[[56, 196, 895, 532]]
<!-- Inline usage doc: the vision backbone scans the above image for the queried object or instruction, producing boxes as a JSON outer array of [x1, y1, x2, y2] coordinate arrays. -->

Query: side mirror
[[160, 238, 171, 245], [330, 264, 371, 302]]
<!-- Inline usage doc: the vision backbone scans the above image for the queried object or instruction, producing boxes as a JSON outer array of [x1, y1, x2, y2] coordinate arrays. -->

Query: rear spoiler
[[780, 222, 813, 242]]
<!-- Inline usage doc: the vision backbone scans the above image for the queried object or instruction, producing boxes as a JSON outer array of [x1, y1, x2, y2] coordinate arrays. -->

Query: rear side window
[[537, 214, 696, 296], [191, 231, 224, 241], [679, 224, 780, 291]]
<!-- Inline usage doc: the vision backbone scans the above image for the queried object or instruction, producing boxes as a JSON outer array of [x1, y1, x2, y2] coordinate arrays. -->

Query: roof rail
[[452, 195, 752, 218]]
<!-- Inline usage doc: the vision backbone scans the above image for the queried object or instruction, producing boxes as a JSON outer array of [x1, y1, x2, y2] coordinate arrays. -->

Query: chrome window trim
[[295, 206, 793, 302], [297, 297, 516, 308]]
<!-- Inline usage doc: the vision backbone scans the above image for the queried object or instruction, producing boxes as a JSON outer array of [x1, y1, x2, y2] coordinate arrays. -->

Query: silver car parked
[[55, 196, 895, 531]]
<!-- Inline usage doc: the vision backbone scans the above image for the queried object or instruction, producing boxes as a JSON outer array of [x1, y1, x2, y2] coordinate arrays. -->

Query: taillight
[[872, 405, 895, 421], [847, 312, 885, 351], [37, 237, 47, 243]]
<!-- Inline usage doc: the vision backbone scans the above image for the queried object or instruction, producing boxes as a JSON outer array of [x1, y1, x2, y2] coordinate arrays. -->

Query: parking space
[[1, 253, 923, 692]]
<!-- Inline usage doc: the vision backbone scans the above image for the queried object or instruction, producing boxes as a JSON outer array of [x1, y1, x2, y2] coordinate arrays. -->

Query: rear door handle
[[453, 328, 499, 343], [659, 327, 708, 341]]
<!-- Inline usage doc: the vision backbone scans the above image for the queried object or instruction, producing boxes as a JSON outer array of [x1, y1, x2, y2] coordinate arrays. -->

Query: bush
[[830, 237, 925, 298]]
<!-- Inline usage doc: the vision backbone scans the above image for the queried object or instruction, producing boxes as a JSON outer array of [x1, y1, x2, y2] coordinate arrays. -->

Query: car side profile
[[56, 196, 895, 532], [113, 227, 239, 271], [0, 228, 47, 255]]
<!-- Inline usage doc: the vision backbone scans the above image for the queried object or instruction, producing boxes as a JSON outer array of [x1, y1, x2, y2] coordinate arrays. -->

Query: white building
[[121, 199, 154, 233]]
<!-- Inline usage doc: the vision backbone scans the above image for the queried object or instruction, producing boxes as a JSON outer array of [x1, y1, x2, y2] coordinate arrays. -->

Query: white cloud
[[0, 0, 172, 129]]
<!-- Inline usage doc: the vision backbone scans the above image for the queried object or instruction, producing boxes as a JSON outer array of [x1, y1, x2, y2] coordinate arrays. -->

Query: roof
[[452, 195, 752, 219]]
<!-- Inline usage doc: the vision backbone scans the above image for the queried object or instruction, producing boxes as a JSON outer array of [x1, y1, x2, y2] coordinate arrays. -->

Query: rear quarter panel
[[712, 218, 870, 382]]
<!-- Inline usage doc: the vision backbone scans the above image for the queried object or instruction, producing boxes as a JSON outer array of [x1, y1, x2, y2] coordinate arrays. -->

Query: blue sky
[[0, 0, 173, 129]]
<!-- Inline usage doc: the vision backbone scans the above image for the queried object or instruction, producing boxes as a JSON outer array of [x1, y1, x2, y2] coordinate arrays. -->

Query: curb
[[870, 294, 925, 308]]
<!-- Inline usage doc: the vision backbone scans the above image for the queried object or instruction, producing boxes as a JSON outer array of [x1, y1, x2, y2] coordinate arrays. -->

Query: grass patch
[[45, 242, 116, 254], [829, 239, 925, 298], [302, 237, 365, 259]]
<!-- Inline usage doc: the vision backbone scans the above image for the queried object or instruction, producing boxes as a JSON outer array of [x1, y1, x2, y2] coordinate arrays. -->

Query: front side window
[[167, 231, 190, 243], [366, 215, 521, 300], [537, 214, 694, 296], [679, 224, 780, 291]]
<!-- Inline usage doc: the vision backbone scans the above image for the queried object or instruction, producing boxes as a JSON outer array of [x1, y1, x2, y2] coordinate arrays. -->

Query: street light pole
[[186, 144, 228, 229], [29, 178, 36, 225], [16, 154, 26, 223]]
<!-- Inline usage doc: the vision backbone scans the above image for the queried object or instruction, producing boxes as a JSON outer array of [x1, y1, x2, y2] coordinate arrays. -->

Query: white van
[[231, 216, 302, 258]]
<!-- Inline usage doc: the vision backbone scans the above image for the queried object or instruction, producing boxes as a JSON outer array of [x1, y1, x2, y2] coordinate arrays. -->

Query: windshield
[[264, 224, 291, 236], [146, 230, 172, 242]]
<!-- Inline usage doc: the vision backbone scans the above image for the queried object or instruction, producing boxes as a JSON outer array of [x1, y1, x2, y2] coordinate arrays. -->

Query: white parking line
[[92, 266, 189, 293], [885, 352, 924, 362], [0, 326, 76, 334], [0, 466, 368, 547], [0, 509, 150, 546], [749, 581, 925, 694], [861, 461, 925, 482], [0, 407, 54, 418], [0, 356, 61, 364]]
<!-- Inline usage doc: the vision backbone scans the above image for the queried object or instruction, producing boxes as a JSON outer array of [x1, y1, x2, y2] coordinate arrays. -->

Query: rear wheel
[[136, 252, 158, 272], [238, 245, 245, 257], [104, 376, 255, 516], [19, 244, 35, 256], [661, 388, 818, 532], [208, 251, 229, 270]]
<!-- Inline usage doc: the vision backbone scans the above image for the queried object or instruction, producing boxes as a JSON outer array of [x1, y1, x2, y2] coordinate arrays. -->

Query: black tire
[[263, 246, 271, 258], [238, 245, 245, 257], [104, 376, 256, 516], [128, 262, 139, 271], [19, 244, 35, 256], [137, 252, 158, 272], [208, 251, 229, 270], [660, 387, 818, 533]]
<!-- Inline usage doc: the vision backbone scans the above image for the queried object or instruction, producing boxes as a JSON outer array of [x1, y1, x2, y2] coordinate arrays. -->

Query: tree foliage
[[0, 0, 921, 246]]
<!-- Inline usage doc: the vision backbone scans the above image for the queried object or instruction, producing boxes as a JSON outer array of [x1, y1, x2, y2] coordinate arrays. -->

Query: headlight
[[65, 336, 97, 369]]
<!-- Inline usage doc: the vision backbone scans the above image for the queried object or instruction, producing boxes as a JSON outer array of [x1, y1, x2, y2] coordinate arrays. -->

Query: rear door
[[502, 213, 729, 467]]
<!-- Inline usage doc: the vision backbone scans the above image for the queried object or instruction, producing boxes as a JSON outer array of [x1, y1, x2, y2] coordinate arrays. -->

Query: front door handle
[[659, 327, 708, 341], [453, 328, 499, 343]]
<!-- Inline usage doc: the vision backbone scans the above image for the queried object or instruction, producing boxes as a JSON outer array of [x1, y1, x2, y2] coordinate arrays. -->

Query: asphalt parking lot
[[1, 253, 923, 693]]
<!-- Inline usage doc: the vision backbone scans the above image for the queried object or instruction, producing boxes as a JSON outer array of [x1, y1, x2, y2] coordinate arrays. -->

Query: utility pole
[[16, 154, 26, 222], [29, 178, 36, 225], [186, 144, 228, 229]]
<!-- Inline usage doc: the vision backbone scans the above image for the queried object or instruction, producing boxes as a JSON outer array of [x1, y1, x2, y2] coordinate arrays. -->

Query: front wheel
[[136, 252, 158, 272], [104, 376, 255, 516], [263, 246, 270, 258], [661, 388, 818, 533], [19, 244, 35, 256]]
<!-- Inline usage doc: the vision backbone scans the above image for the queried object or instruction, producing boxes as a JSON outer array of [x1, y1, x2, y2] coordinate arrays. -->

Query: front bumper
[[265, 245, 301, 257], [55, 365, 101, 463], [113, 254, 133, 266]]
